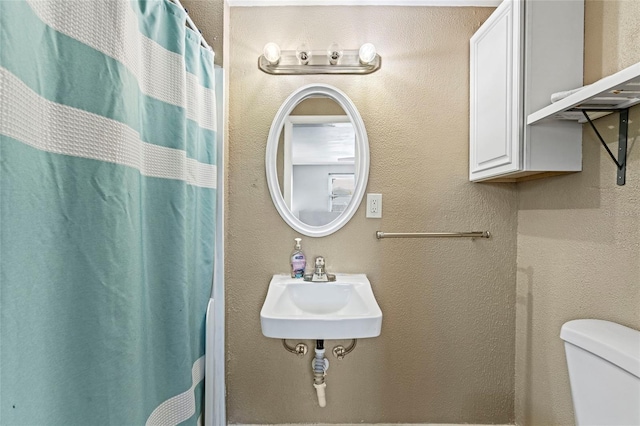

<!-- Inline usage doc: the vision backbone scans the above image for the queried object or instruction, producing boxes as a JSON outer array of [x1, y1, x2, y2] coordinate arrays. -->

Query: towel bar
[[375, 231, 490, 239]]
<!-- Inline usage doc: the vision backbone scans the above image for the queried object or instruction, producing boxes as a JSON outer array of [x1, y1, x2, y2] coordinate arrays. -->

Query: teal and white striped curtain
[[0, 1, 218, 424]]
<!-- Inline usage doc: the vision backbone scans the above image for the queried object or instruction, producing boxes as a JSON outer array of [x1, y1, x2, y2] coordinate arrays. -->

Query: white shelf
[[528, 62, 640, 125]]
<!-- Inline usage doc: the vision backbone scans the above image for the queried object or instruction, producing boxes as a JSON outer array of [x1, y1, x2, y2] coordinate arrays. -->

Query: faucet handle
[[315, 256, 325, 268]]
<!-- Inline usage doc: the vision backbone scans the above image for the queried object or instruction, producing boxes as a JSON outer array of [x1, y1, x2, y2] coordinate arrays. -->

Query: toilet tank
[[560, 319, 640, 426]]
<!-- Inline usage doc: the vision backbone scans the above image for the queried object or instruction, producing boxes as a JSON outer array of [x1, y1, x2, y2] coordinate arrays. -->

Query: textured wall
[[515, 1, 640, 425], [226, 6, 517, 424]]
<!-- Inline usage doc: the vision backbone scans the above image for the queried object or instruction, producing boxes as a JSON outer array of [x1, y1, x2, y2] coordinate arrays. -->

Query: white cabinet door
[[469, 0, 583, 183], [469, 0, 522, 181]]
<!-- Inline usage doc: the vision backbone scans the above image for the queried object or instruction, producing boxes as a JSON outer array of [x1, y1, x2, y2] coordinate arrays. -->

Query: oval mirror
[[266, 84, 369, 237]]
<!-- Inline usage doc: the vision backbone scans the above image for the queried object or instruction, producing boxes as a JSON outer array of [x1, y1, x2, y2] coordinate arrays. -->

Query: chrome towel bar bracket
[[376, 231, 491, 239]]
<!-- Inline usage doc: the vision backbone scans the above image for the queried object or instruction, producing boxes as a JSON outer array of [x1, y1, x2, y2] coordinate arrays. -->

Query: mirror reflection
[[277, 98, 358, 227], [266, 84, 369, 237]]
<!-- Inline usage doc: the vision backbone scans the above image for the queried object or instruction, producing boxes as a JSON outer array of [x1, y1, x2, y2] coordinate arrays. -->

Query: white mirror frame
[[266, 84, 370, 237]]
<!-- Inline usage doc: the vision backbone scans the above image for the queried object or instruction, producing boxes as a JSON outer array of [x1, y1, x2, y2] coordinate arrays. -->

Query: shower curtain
[[0, 1, 218, 425]]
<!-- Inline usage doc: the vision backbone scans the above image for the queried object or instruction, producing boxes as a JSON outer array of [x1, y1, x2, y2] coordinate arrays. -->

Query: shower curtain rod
[[169, 0, 214, 54]]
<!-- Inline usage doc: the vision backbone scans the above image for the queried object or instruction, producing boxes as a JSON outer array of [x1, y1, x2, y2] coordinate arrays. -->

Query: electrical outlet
[[366, 193, 382, 218]]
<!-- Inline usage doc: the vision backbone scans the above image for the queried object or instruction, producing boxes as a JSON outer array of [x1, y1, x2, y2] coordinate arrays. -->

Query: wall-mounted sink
[[260, 274, 382, 339]]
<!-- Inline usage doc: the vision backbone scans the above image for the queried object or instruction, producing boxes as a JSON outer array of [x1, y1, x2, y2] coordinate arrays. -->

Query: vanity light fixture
[[258, 42, 381, 75]]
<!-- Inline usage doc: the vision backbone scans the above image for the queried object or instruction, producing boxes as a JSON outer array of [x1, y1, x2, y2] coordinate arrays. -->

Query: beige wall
[[226, 6, 517, 424], [515, 1, 640, 425]]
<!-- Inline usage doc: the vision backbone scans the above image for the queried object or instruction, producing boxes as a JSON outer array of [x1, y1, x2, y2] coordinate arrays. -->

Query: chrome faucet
[[304, 256, 336, 282]]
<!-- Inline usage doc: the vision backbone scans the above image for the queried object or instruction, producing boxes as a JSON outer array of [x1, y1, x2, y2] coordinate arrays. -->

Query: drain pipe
[[313, 340, 329, 407]]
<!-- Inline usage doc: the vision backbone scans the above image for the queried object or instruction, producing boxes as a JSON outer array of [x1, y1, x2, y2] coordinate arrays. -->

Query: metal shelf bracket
[[582, 109, 629, 186]]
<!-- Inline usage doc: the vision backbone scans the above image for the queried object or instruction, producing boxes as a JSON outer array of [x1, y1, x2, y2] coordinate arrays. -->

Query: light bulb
[[327, 43, 342, 65], [359, 43, 377, 64], [263, 42, 281, 65], [296, 44, 311, 65]]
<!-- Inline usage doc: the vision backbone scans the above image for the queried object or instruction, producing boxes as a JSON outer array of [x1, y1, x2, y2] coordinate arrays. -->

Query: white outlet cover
[[366, 193, 382, 218]]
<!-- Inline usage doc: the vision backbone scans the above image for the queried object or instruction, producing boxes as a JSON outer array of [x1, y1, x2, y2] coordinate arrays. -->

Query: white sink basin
[[260, 274, 382, 339]]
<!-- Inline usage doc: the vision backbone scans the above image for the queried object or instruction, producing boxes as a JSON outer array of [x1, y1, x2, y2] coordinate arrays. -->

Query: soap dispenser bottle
[[290, 238, 306, 278]]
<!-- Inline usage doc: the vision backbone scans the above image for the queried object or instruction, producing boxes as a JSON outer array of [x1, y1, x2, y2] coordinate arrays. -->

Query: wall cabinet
[[469, 0, 584, 182]]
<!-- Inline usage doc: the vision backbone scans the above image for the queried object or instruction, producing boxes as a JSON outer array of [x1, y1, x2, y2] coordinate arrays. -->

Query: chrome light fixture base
[[259, 49, 381, 75]]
